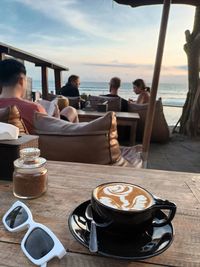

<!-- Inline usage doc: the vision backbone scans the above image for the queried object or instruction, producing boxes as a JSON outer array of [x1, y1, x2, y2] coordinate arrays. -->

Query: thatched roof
[[114, 0, 200, 7]]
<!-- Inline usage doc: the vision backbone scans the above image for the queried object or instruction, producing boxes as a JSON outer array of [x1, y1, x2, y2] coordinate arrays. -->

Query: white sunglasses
[[2, 201, 66, 267]]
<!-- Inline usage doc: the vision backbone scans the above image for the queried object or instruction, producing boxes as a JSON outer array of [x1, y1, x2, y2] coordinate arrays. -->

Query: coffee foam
[[93, 183, 153, 211]]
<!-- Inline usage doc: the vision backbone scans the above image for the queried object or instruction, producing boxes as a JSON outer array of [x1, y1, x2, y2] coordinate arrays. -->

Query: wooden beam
[[0, 43, 69, 99], [41, 66, 48, 100], [54, 69, 62, 95], [0, 42, 69, 71], [35, 62, 66, 70]]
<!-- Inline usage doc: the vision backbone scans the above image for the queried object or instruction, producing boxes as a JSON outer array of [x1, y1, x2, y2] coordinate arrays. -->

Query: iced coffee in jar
[[13, 148, 48, 199]]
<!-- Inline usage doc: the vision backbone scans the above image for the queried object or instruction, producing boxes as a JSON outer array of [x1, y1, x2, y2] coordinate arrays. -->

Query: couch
[[128, 98, 170, 143], [0, 106, 142, 168]]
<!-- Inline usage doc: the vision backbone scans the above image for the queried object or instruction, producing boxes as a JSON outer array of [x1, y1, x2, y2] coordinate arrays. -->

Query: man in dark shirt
[[104, 77, 129, 143], [104, 77, 128, 112], [60, 75, 80, 97]]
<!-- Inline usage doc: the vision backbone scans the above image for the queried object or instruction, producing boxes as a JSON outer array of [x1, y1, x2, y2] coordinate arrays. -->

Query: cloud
[[83, 62, 187, 72], [12, 0, 124, 41], [83, 62, 154, 69]]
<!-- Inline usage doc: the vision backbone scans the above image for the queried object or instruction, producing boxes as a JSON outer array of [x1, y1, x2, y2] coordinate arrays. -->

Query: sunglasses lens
[[25, 228, 54, 259], [5, 206, 28, 229]]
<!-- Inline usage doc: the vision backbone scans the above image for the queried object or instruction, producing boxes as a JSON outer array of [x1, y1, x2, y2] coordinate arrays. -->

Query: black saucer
[[68, 200, 174, 260]]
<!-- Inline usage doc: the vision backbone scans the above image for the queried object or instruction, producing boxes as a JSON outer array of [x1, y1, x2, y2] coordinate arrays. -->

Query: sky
[[0, 0, 196, 84]]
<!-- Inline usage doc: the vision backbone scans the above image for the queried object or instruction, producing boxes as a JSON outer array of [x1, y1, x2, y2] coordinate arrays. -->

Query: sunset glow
[[0, 0, 195, 84]]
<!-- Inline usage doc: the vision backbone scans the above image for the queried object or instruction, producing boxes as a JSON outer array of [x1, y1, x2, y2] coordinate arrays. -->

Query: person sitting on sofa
[[0, 59, 78, 133], [60, 75, 80, 97], [103, 77, 128, 112], [60, 74, 86, 109], [130, 79, 150, 104]]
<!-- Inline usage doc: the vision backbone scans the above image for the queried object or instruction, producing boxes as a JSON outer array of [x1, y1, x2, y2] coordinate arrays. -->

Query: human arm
[[128, 99, 136, 103]]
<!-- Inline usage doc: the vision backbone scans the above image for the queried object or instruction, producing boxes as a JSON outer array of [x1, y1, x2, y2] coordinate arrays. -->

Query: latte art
[[94, 183, 153, 211]]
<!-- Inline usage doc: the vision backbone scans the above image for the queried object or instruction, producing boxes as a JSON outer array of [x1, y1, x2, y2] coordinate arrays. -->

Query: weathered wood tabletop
[[0, 161, 200, 266]]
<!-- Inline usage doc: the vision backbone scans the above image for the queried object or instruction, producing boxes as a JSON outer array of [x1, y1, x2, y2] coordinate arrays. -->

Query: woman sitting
[[130, 79, 150, 104]]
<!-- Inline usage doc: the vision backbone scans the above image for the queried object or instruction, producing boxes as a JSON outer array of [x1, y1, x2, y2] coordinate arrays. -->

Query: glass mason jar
[[13, 148, 48, 199]]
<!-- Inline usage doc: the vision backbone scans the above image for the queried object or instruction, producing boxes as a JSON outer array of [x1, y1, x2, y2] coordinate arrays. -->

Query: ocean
[[33, 81, 186, 126]]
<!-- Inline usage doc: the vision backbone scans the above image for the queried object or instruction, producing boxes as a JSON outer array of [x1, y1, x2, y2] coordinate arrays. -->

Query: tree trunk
[[179, 6, 200, 136]]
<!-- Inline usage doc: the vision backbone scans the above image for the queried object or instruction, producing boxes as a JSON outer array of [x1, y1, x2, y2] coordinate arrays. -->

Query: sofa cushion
[[34, 111, 114, 135], [34, 111, 125, 165], [89, 95, 121, 112], [128, 98, 169, 143], [0, 107, 10, 123], [0, 106, 28, 134]]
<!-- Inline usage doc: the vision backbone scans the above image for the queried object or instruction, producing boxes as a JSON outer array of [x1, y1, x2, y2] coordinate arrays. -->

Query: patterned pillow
[[0, 106, 28, 134]]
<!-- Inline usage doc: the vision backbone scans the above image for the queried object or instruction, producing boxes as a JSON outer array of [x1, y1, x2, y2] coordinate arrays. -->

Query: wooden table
[[77, 110, 140, 145], [0, 161, 200, 266]]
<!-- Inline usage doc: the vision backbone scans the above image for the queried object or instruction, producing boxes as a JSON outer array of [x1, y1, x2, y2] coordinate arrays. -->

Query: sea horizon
[[32, 80, 185, 126], [33, 80, 188, 107]]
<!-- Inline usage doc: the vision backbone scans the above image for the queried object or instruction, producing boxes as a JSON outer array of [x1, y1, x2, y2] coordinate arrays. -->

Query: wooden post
[[142, 0, 171, 168], [41, 66, 48, 100], [54, 69, 62, 95], [0, 53, 3, 93]]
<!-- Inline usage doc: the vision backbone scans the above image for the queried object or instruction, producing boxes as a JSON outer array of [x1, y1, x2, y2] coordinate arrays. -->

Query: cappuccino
[[93, 183, 153, 211]]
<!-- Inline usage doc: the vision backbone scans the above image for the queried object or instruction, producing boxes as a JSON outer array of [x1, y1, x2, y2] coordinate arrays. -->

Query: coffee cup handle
[[152, 198, 176, 227]]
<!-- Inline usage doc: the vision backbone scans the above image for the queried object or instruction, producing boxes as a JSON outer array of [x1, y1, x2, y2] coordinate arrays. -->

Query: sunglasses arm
[[41, 263, 47, 267]]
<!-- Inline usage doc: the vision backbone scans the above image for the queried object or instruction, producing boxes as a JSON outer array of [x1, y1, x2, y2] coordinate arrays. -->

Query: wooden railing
[[0, 42, 69, 99]]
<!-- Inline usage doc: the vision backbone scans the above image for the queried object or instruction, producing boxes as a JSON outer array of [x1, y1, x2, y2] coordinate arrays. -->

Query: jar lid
[[20, 147, 40, 160], [14, 147, 46, 169], [14, 157, 46, 169]]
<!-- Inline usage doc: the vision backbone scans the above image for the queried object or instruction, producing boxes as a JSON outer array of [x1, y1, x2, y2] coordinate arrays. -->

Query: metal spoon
[[85, 204, 113, 253], [85, 204, 98, 253]]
